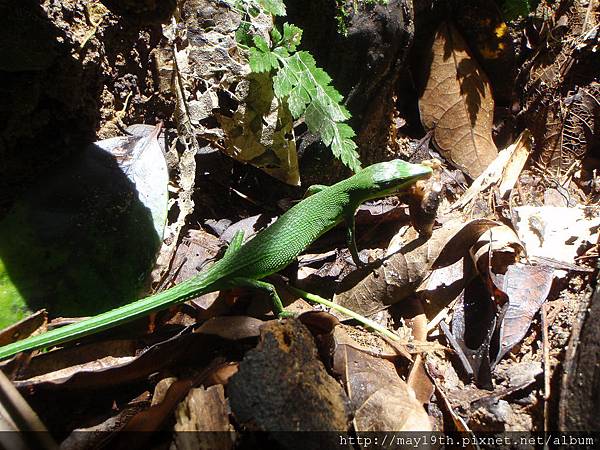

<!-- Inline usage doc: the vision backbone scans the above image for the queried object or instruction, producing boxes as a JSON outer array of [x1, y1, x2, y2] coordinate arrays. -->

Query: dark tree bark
[[285, 0, 415, 166]]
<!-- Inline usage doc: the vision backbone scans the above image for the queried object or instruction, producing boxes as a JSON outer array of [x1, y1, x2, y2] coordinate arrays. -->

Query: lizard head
[[356, 159, 432, 200]]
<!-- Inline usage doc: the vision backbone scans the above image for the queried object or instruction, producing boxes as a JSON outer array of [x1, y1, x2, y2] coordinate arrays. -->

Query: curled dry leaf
[[451, 130, 533, 212], [418, 218, 502, 316], [114, 376, 196, 450], [152, 377, 178, 406], [470, 224, 524, 281], [333, 343, 431, 431], [419, 22, 498, 179], [333, 216, 512, 320], [449, 262, 556, 381]]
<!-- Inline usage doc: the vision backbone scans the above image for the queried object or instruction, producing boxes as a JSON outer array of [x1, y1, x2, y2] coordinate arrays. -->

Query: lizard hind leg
[[225, 277, 294, 318]]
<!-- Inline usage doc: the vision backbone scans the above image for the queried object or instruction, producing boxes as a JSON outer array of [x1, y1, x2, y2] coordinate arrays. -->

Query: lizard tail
[[0, 274, 215, 359]]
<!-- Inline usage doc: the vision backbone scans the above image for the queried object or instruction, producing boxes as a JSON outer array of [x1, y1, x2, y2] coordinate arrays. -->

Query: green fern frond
[[228, 0, 362, 172], [249, 25, 362, 172]]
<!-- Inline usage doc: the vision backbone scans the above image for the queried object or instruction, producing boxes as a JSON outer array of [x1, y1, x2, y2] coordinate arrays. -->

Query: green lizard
[[0, 160, 432, 359]]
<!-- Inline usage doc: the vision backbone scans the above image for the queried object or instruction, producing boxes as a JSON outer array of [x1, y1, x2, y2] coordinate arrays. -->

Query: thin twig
[[541, 302, 551, 434]]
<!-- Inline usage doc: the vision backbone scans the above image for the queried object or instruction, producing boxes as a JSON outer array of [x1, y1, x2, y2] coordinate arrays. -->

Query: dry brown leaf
[[451, 130, 533, 212], [332, 325, 408, 360], [195, 316, 264, 340], [405, 313, 435, 405], [417, 218, 500, 313], [151, 377, 178, 406], [333, 344, 431, 431], [407, 353, 434, 406], [10, 329, 212, 390], [0, 310, 47, 347], [419, 22, 498, 179], [470, 224, 524, 277], [119, 377, 194, 433], [514, 206, 600, 265], [333, 217, 503, 319], [174, 385, 234, 450], [332, 226, 433, 318], [494, 264, 556, 365]]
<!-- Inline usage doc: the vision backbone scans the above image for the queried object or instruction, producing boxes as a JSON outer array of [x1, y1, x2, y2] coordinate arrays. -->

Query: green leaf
[[304, 102, 328, 137], [252, 35, 270, 53], [288, 85, 309, 118], [0, 128, 168, 327], [270, 26, 282, 43], [282, 23, 303, 51], [272, 46, 290, 59], [235, 21, 254, 46], [249, 47, 278, 72], [271, 49, 361, 171], [334, 134, 361, 173], [273, 64, 297, 98], [258, 0, 286, 16], [311, 66, 332, 88]]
